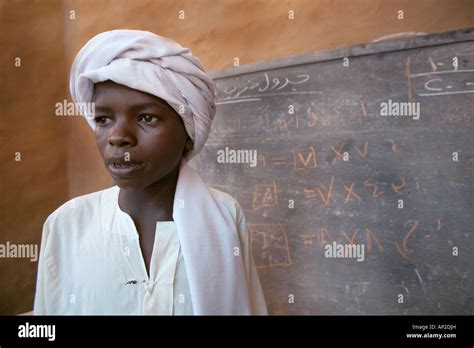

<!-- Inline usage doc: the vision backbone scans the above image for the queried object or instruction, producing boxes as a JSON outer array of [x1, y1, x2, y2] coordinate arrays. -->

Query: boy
[[34, 30, 267, 315]]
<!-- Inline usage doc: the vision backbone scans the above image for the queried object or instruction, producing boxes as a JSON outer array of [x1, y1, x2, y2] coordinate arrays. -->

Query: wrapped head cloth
[[69, 29, 216, 161]]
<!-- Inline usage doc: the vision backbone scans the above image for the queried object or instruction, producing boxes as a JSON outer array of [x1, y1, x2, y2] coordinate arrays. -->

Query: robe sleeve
[[33, 214, 57, 315], [236, 203, 268, 315]]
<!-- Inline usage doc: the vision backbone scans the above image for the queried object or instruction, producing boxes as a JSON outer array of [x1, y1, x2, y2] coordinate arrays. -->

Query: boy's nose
[[108, 121, 136, 147]]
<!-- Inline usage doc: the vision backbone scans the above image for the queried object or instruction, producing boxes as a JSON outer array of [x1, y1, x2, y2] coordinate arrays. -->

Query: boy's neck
[[118, 165, 179, 222]]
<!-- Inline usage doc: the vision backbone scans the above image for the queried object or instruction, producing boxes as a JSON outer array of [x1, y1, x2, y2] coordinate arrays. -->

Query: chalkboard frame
[[210, 28, 474, 79]]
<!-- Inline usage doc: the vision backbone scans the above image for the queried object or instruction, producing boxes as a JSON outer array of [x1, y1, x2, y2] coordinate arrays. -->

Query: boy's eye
[[139, 114, 160, 123], [94, 116, 110, 126]]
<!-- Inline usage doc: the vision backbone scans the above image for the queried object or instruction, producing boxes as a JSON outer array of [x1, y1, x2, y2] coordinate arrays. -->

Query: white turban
[[69, 29, 216, 161]]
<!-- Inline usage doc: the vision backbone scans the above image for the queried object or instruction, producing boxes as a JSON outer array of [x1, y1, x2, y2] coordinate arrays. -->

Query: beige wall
[[1, 0, 473, 314]]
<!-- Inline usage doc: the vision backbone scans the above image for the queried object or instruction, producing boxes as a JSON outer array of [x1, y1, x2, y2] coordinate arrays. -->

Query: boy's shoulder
[[46, 186, 118, 224], [45, 185, 244, 225], [207, 186, 244, 221]]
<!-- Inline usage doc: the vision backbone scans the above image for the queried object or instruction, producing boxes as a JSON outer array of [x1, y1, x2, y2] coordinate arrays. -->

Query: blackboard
[[191, 28, 474, 314]]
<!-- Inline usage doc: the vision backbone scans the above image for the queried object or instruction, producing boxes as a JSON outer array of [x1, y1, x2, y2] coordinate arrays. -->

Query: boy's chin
[[112, 178, 146, 190]]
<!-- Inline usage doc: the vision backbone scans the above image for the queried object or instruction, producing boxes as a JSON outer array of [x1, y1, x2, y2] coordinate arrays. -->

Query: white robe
[[34, 163, 267, 315]]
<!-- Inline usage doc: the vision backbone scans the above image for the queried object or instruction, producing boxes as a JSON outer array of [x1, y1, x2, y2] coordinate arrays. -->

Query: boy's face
[[92, 80, 192, 189]]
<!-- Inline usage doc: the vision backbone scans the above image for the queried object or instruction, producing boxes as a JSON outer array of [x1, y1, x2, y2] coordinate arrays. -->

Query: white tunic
[[34, 186, 267, 315]]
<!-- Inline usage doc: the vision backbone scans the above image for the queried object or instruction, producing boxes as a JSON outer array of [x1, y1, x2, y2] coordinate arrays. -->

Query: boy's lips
[[107, 156, 145, 177]]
